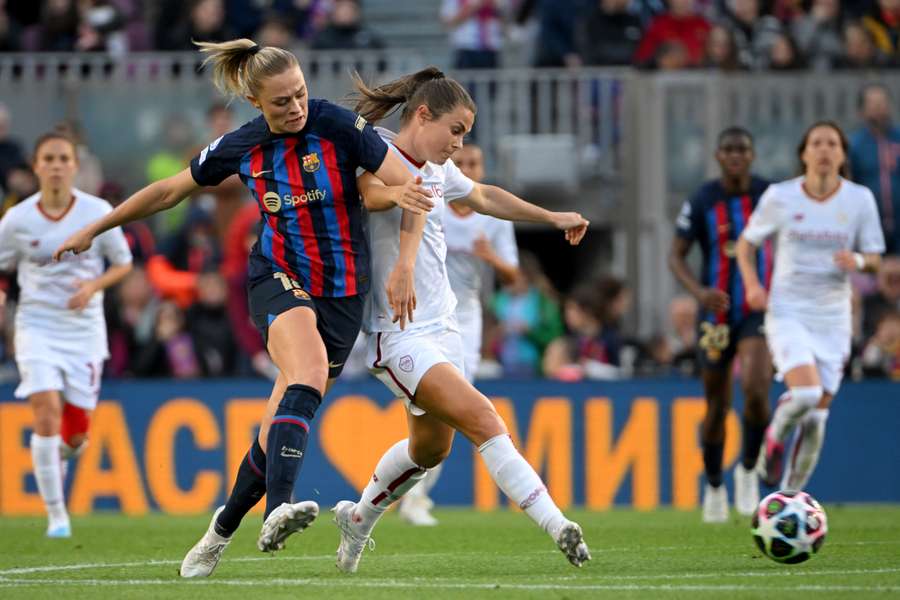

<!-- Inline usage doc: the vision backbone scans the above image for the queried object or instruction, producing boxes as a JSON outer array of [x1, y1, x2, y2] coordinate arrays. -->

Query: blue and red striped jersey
[[675, 176, 773, 324], [189, 99, 388, 297]]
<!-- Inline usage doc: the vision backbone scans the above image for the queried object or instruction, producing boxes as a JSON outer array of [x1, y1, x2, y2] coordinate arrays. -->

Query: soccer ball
[[751, 490, 827, 564]]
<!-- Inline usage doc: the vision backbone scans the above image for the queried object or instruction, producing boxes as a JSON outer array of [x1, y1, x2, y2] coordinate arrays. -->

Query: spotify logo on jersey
[[261, 189, 328, 213], [263, 191, 282, 213]]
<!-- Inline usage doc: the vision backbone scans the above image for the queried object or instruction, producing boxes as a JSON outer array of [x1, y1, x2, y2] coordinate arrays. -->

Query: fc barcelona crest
[[302, 152, 320, 173]]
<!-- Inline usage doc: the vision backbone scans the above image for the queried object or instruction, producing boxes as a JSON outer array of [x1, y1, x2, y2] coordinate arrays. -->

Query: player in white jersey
[[397, 143, 520, 526], [329, 67, 591, 573], [0, 132, 132, 537], [736, 121, 885, 492]]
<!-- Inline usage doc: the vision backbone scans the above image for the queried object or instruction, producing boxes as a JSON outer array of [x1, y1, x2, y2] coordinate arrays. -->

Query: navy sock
[[702, 441, 724, 488], [265, 383, 321, 518], [215, 439, 267, 537], [741, 419, 766, 471]]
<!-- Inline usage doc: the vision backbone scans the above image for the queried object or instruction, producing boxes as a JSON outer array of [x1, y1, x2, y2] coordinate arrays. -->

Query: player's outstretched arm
[[457, 183, 588, 245], [53, 169, 200, 260], [357, 172, 433, 214], [736, 235, 767, 311], [367, 151, 434, 214]]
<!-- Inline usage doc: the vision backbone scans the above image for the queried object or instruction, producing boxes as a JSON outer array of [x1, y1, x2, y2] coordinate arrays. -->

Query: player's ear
[[415, 104, 433, 124], [246, 95, 261, 110]]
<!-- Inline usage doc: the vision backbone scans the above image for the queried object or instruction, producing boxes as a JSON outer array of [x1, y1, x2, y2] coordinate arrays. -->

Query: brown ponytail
[[195, 38, 299, 99], [351, 66, 476, 125]]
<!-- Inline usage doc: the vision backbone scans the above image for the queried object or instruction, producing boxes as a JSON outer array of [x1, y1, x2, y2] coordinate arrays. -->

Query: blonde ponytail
[[195, 38, 299, 99]]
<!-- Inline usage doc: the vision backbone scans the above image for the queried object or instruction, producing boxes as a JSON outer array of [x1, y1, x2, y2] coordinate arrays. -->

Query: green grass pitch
[[1, 506, 898, 599]]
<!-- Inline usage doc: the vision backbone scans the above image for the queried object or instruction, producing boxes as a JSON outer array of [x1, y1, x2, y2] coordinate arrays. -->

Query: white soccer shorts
[[366, 318, 465, 415], [764, 313, 849, 395], [455, 305, 482, 384]]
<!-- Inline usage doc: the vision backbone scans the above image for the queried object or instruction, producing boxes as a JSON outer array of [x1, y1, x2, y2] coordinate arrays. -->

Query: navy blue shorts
[[697, 312, 765, 371], [248, 272, 364, 380]]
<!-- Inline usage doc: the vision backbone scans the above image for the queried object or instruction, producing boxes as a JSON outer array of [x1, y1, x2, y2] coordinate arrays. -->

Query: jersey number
[[699, 322, 730, 361], [273, 272, 310, 300]]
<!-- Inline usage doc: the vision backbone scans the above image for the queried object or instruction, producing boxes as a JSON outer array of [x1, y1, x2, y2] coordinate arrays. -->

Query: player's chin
[[284, 116, 305, 131]]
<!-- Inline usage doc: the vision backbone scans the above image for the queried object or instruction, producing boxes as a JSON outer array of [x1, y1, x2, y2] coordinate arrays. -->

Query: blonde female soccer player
[[330, 67, 592, 573], [54, 38, 425, 576], [0, 131, 133, 537], [736, 121, 885, 492]]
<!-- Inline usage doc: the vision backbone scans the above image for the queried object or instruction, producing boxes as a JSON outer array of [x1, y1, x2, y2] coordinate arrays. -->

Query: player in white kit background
[[397, 143, 520, 526], [736, 121, 885, 493], [0, 132, 133, 537], [329, 67, 591, 573]]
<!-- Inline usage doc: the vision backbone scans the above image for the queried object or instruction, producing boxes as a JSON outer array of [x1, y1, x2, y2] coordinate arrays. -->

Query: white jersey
[[444, 208, 518, 314], [742, 177, 885, 326], [364, 128, 475, 333], [0, 189, 132, 359]]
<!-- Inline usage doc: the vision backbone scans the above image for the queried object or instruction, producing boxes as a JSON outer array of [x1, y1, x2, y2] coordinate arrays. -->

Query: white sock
[[770, 387, 822, 443], [478, 434, 566, 538], [31, 434, 68, 524], [355, 439, 426, 535], [782, 409, 829, 491], [405, 463, 443, 500]]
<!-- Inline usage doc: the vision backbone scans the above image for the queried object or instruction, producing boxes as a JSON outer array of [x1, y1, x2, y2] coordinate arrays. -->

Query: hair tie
[[248, 44, 261, 55]]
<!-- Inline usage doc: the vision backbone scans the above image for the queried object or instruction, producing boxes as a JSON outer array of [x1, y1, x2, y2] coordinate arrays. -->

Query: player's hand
[[745, 283, 768, 311], [833, 249, 859, 272], [386, 263, 416, 330], [698, 288, 730, 314], [472, 234, 495, 262], [552, 212, 589, 245], [394, 176, 434, 215], [67, 280, 97, 310], [53, 227, 96, 261]]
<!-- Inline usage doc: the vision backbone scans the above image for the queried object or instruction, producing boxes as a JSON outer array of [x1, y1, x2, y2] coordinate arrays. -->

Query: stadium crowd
[[3, 1, 900, 72]]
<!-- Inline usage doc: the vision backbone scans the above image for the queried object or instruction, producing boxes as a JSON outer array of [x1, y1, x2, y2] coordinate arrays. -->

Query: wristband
[[854, 253, 865, 271]]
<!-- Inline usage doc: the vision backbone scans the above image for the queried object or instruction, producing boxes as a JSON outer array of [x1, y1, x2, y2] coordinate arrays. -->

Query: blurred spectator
[[77, 0, 127, 53], [655, 39, 691, 69], [703, 24, 742, 70], [861, 0, 900, 62], [837, 21, 891, 69], [528, 0, 587, 68], [54, 121, 104, 196], [441, 0, 505, 69], [146, 114, 194, 235], [849, 83, 900, 254], [311, 0, 384, 51], [722, 0, 783, 70], [255, 13, 298, 49], [0, 103, 26, 187], [791, 0, 844, 71], [576, 0, 644, 66], [860, 310, 900, 378], [161, 0, 234, 50], [489, 252, 564, 377], [101, 181, 156, 264], [2, 164, 39, 217], [766, 31, 804, 70], [186, 270, 238, 376], [0, 0, 22, 51], [543, 281, 621, 381], [105, 266, 161, 377], [634, 0, 711, 68], [666, 294, 700, 375], [22, 0, 80, 51], [771, 0, 806, 23], [862, 255, 900, 341], [132, 301, 201, 378]]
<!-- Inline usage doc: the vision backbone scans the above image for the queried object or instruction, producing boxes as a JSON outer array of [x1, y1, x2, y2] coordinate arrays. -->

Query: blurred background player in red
[[0, 131, 133, 537], [669, 127, 772, 522]]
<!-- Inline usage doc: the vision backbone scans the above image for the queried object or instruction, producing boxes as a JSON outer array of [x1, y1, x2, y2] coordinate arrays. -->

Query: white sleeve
[[443, 159, 476, 202], [97, 224, 133, 266], [856, 187, 887, 254], [742, 185, 783, 245], [491, 219, 519, 267], [0, 211, 19, 271]]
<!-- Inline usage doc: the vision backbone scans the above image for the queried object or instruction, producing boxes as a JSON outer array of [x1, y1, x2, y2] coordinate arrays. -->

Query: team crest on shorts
[[302, 152, 320, 173], [292, 288, 310, 300], [399, 355, 414, 372]]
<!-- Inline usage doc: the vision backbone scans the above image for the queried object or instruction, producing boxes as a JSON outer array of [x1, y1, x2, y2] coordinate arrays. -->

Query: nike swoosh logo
[[251, 169, 272, 178], [328, 361, 344, 369]]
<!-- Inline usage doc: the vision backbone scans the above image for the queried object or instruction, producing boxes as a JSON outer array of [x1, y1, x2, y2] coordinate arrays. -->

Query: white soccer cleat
[[555, 521, 591, 567], [398, 495, 438, 527], [734, 463, 760, 516], [332, 500, 375, 574], [257, 500, 319, 553], [46, 519, 71, 539], [702, 483, 729, 523], [180, 506, 231, 578]]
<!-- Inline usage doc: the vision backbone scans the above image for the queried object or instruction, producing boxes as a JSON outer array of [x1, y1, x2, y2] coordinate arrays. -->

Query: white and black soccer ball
[[751, 490, 828, 564]]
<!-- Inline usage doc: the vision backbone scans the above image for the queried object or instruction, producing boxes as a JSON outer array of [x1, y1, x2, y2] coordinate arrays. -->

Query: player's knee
[[277, 383, 323, 420], [789, 386, 823, 410], [410, 444, 451, 469]]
